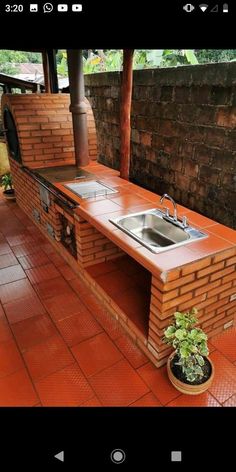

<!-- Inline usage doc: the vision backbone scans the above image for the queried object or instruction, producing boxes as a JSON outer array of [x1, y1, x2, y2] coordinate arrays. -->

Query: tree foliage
[[0, 50, 41, 75], [1, 49, 236, 77], [195, 49, 236, 63]]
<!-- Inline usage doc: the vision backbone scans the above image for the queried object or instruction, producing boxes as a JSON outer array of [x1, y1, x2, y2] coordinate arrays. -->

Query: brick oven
[[1, 92, 99, 276], [2, 93, 97, 168]]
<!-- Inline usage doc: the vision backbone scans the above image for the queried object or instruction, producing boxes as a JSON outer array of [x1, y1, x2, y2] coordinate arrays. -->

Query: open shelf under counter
[[86, 255, 152, 340]]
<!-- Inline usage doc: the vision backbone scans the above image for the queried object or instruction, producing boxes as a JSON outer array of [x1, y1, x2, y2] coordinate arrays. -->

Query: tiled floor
[[0, 192, 236, 406]]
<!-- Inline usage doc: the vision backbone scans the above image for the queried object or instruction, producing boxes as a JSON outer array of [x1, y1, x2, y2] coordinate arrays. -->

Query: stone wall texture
[[85, 62, 236, 229]]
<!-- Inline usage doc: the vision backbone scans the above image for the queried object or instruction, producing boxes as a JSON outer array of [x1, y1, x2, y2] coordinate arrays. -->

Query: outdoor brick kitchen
[[0, 53, 236, 406]]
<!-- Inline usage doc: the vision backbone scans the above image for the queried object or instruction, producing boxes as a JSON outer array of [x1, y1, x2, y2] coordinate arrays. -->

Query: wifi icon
[[199, 3, 208, 11]]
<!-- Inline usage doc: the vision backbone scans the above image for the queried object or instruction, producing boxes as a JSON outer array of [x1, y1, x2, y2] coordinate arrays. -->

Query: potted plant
[[163, 308, 214, 395], [1, 173, 15, 200]]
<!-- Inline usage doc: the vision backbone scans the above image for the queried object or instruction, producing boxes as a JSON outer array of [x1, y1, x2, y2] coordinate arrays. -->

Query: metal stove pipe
[[67, 49, 89, 167]]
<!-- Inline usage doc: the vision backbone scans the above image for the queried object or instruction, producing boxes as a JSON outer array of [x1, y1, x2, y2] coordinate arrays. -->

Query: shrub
[[163, 308, 209, 383]]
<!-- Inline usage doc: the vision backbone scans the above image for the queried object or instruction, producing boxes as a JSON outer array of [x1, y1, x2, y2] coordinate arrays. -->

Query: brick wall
[[85, 62, 236, 229], [1, 93, 97, 168], [149, 247, 236, 365], [75, 214, 124, 267]]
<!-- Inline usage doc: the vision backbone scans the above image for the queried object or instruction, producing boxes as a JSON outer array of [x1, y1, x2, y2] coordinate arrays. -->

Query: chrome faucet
[[160, 193, 188, 229], [160, 194, 178, 221]]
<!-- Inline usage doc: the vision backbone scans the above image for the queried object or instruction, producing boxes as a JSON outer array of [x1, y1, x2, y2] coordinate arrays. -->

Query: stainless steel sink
[[64, 180, 118, 199], [110, 209, 207, 253]]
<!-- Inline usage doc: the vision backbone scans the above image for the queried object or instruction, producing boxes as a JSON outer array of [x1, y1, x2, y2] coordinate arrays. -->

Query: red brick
[[210, 266, 234, 281], [197, 261, 224, 278]]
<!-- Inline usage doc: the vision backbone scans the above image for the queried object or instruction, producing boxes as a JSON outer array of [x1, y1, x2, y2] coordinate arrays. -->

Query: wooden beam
[[120, 49, 134, 180], [42, 51, 51, 93], [47, 49, 59, 93]]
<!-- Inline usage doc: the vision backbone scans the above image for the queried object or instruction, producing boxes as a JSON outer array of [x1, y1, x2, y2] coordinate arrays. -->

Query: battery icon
[[223, 3, 228, 12]]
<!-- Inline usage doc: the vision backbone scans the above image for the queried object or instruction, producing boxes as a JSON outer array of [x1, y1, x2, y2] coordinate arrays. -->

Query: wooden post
[[120, 49, 134, 180], [42, 51, 51, 93]]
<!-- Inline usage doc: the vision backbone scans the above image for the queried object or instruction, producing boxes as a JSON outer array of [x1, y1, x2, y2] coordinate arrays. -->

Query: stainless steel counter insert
[[64, 180, 118, 199]]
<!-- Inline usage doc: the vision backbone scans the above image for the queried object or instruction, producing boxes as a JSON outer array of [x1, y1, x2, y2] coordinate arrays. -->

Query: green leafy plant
[[163, 308, 209, 383], [1, 173, 13, 192]]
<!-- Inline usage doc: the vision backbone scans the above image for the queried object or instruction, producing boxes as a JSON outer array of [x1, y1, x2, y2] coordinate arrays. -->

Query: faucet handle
[[182, 215, 188, 227], [163, 207, 170, 217]]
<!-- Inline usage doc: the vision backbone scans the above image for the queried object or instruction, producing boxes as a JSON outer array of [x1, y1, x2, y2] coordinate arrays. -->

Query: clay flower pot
[[167, 352, 214, 395], [3, 189, 15, 201]]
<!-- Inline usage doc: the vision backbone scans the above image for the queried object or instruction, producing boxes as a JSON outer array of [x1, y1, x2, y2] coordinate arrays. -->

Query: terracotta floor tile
[[223, 394, 236, 406], [0, 252, 18, 269], [43, 292, 84, 322], [89, 359, 150, 406], [0, 303, 4, 317], [0, 338, 24, 378], [35, 363, 94, 406], [0, 265, 26, 286], [6, 232, 35, 247], [130, 392, 162, 406], [137, 363, 180, 405], [209, 350, 236, 403], [11, 314, 57, 352], [47, 251, 65, 267], [210, 327, 236, 362], [34, 276, 73, 300], [56, 310, 103, 346], [86, 261, 118, 278], [79, 291, 105, 317], [0, 220, 25, 236], [207, 342, 216, 354], [0, 369, 39, 406], [58, 264, 77, 281], [39, 242, 57, 255], [0, 242, 12, 256], [0, 312, 13, 343], [25, 263, 60, 284], [81, 396, 102, 406], [17, 250, 50, 270], [12, 241, 42, 257], [96, 270, 135, 297], [69, 277, 92, 298], [92, 308, 124, 340], [23, 334, 74, 382], [167, 392, 221, 407], [115, 333, 149, 369], [0, 278, 35, 304], [4, 294, 46, 324], [72, 332, 123, 377]]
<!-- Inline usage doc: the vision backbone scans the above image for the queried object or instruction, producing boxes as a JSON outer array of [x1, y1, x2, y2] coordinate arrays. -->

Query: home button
[[110, 449, 126, 464]]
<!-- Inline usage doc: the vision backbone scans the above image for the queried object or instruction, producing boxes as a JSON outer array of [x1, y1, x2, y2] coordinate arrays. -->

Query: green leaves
[[163, 308, 209, 383], [184, 50, 198, 65], [1, 173, 13, 191], [164, 326, 176, 338]]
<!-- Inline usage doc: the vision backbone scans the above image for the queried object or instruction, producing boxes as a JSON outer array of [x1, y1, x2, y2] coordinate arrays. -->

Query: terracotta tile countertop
[[55, 162, 236, 279]]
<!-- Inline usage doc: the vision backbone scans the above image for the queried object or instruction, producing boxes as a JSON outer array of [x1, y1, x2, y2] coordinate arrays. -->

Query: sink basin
[[64, 180, 118, 199], [110, 209, 207, 253]]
